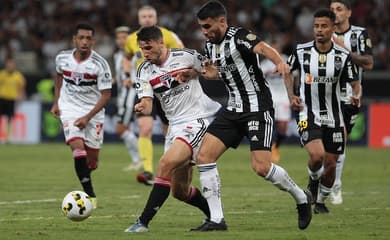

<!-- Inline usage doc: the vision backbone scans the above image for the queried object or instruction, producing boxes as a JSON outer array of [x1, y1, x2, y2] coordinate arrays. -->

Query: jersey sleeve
[[97, 59, 112, 90], [135, 65, 154, 99], [341, 54, 358, 83], [358, 29, 373, 55], [192, 50, 206, 72], [234, 28, 262, 53], [55, 54, 63, 74], [287, 50, 300, 72]]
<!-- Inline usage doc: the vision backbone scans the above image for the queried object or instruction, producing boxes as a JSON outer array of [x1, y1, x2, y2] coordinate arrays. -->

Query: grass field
[[0, 143, 389, 240]]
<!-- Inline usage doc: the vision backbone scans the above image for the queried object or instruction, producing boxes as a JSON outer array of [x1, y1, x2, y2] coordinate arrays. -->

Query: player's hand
[[171, 68, 198, 83], [123, 78, 133, 88], [290, 95, 304, 111], [201, 60, 219, 80], [74, 116, 89, 130], [274, 62, 290, 77], [50, 103, 60, 118], [351, 95, 361, 108]]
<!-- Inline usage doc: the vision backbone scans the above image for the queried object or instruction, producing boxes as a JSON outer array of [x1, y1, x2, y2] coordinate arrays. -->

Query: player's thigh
[[60, 116, 86, 147], [136, 115, 153, 136]]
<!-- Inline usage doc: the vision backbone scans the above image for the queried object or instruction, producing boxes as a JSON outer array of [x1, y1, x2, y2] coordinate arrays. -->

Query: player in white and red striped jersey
[[51, 23, 112, 209], [124, 26, 220, 233]]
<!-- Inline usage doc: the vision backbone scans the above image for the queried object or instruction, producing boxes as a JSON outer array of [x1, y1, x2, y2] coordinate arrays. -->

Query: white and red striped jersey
[[55, 49, 112, 121], [136, 48, 220, 125]]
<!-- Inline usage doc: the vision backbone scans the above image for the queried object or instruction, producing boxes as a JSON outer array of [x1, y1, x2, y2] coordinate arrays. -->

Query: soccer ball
[[61, 191, 93, 221]]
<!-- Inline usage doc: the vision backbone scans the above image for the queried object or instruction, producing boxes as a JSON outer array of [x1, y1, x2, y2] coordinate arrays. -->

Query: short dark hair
[[137, 26, 163, 42], [314, 8, 336, 23], [74, 23, 95, 36], [330, 0, 351, 9], [196, 0, 227, 20]]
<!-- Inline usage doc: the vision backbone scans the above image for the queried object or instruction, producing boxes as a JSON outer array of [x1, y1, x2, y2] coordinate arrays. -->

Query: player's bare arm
[[350, 80, 362, 107], [171, 67, 199, 83], [134, 97, 153, 115], [50, 73, 63, 117], [332, 36, 374, 70], [253, 41, 290, 76], [74, 89, 111, 129]]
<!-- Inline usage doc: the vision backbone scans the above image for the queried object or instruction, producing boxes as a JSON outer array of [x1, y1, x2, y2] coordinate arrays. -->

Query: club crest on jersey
[[160, 74, 173, 88], [246, 33, 256, 41], [71, 72, 83, 84], [318, 54, 327, 64], [334, 56, 342, 70]]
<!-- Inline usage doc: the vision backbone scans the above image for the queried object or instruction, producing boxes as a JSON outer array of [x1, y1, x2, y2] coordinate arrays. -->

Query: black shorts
[[342, 103, 360, 134], [116, 87, 137, 125], [297, 120, 345, 154], [0, 98, 15, 118], [206, 108, 274, 151], [135, 96, 169, 125]]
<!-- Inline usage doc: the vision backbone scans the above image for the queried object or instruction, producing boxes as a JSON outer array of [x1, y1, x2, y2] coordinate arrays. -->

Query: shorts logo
[[333, 132, 343, 143], [301, 130, 309, 141], [248, 121, 259, 131]]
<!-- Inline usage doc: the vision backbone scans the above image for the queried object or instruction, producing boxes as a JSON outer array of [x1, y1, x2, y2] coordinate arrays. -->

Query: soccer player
[[124, 26, 220, 233], [330, 0, 374, 205], [194, 0, 312, 231], [50, 23, 112, 209], [0, 57, 25, 143], [260, 40, 291, 163], [123, 5, 184, 185], [113, 26, 142, 171], [286, 9, 361, 214]]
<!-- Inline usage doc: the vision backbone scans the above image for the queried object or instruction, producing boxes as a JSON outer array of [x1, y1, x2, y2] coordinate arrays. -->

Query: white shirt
[[136, 48, 220, 125], [55, 49, 112, 121], [260, 54, 289, 104]]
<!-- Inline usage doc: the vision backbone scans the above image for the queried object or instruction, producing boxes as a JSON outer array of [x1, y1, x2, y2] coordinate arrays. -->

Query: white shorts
[[274, 101, 291, 122], [61, 116, 104, 149], [164, 117, 213, 163]]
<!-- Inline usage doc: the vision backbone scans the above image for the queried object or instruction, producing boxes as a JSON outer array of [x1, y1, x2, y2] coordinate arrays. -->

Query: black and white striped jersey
[[334, 25, 372, 104], [204, 26, 272, 113], [288, 41, 357, 128]]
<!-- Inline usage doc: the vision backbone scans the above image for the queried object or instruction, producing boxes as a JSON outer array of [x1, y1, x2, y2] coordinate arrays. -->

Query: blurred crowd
[[0, 0, 389, 77]]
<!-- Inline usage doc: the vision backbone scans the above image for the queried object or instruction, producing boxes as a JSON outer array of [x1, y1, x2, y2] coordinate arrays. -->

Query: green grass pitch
[[0, 143, 389, 240]]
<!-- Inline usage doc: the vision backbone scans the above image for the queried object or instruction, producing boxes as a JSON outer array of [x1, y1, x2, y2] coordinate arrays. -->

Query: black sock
[[74, 157, 95, 197], [139, 182, 170, 226], [275, 133, 286, 148], [185, 186, 210, 219]]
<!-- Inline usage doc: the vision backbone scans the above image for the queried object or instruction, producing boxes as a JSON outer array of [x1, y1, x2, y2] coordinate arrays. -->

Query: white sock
[[334, 153, 345, 190], [317, 183, 332, 203], [308, 165, 324, 181], [121, 130, 140, 163], [197, 163, 224, 223], [265, 163, 307, 204]]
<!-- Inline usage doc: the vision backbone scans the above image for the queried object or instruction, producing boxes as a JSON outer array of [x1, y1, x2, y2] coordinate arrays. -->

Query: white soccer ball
[[61, 191, 93, 221]]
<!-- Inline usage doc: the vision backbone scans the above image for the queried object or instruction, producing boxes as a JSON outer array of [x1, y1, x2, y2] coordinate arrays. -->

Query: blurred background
[[0, 0, 389, 147]]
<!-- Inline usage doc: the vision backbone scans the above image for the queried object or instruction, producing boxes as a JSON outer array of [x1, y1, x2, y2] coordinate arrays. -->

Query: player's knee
[[308, 151, 325, 163], [157, 158, 175, 176]]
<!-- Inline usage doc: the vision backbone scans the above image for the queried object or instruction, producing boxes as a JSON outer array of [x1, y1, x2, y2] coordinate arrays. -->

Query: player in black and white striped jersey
[[113, 26, 142, 172], [286, 9, 361, 214], [193, 0, 312, 231], [330, 0, 374, 205]]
